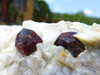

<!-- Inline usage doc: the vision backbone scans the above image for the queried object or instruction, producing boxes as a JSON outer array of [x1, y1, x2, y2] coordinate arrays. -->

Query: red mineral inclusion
[[15, 28, 42, 56], [54, 32, 85, 57]]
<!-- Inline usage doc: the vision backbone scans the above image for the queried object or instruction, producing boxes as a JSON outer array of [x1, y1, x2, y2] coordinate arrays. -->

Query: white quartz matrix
[[0, 20, 100, 75]]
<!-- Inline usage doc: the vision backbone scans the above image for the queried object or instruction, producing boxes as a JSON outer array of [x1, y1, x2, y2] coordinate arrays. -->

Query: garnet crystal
[[15, 28, 42, 56], [54, 32, 85, 57]]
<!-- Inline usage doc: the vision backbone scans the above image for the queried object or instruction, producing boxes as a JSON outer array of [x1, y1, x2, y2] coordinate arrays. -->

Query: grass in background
[[51, 12, 100, 25]]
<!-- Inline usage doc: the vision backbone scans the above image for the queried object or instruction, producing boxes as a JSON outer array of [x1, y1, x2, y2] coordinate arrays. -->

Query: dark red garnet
[[15, 28, 42, 56], [54, 32, 85, 57]]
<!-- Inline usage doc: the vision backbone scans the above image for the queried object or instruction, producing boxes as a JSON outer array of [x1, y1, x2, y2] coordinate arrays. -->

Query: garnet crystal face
[[15, 28, 42, 56], [54, 32, 85, 57]]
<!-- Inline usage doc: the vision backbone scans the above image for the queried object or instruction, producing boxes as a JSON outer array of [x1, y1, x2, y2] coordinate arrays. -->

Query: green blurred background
[[0, 0, 100, 25]]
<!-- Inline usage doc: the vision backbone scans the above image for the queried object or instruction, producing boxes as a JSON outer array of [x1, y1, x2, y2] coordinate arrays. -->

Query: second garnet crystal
[[54, 32, 85, 57]]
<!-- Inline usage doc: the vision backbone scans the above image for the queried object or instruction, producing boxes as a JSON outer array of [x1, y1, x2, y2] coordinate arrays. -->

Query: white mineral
[[0, 20, 100, 75]]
